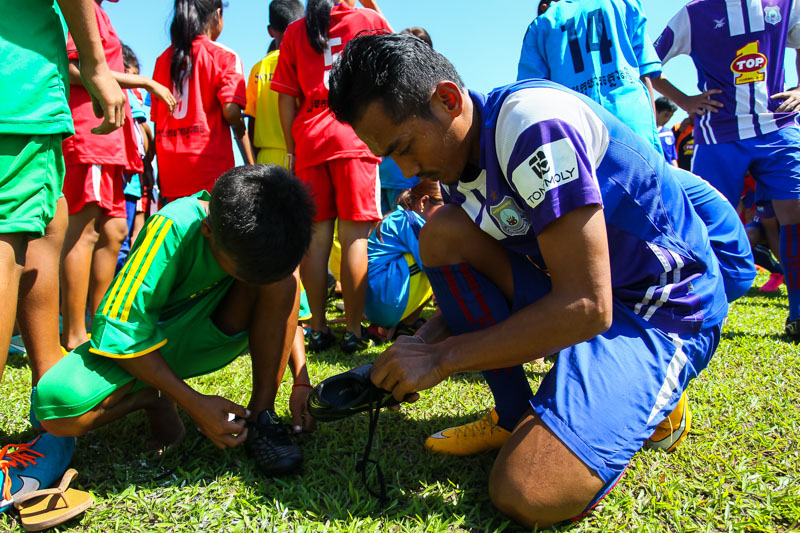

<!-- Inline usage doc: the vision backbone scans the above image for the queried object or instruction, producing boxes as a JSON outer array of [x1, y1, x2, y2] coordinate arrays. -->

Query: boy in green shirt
[[33, 164, 315, 475]]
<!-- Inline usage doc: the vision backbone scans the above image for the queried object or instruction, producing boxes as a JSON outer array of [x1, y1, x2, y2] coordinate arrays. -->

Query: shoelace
[[355, 394, 387, 512], [0, 436, 44, 501], [453, 412, 497, 438]]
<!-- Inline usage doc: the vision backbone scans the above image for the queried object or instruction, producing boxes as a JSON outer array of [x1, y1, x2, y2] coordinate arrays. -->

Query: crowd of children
[[1, 0, 798, 529]]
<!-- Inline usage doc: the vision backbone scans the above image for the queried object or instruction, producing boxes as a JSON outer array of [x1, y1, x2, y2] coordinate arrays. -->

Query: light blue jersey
[[518, 0, 661, 150], [365, 207, 426, 327]]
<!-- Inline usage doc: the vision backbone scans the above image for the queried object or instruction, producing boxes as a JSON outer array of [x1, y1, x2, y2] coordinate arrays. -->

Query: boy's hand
[[82, 66, 127, 134], [772, 88, 800, 112], [188, 394, 250, 449], [289, 385, 316, 433], [147, 80, 177, 113]]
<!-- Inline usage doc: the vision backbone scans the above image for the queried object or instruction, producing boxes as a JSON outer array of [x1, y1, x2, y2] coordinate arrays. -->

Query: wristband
[[292, 382, 313, 389], [284, 153, 295, 170]]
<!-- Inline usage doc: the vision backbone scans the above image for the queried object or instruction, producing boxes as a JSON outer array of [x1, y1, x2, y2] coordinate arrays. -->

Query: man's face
[[352, 85, 473, 186]]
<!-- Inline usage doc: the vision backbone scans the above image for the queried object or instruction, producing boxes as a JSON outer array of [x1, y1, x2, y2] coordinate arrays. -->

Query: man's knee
[[487, 414, 603, 528], [419, 204, 475, 267]]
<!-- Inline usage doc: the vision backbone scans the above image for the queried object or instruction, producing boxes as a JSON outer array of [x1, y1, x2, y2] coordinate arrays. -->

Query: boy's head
[[121, 43, 139, 75], [400, 27, 433, 48], [268, 0, 304, 41], [329, 33, 472, 186], [204, 164, 313, 285], [655, 96, 677, 127]]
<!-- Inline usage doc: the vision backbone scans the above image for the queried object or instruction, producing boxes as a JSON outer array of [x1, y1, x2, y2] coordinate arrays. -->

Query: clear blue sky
[[104, 0, 799, 130]]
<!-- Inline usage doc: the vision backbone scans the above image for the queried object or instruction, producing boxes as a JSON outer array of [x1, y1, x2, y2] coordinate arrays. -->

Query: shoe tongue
[[257, 409, 281, 425]]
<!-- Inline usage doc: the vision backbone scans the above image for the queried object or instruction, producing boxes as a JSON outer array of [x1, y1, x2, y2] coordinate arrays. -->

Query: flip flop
[[14, 469, 92, 531]]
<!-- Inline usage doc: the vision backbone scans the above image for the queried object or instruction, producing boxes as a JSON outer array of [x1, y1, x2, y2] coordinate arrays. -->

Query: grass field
[[1, 271, 799, 532]]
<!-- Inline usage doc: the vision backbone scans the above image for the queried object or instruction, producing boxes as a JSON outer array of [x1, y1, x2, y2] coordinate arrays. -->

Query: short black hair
[[269, 0, 304, 33], [655, 96, 677, 114], [328, 32, 464, 127], [208, 164, 313, 284], [121, 43, 139, 71]]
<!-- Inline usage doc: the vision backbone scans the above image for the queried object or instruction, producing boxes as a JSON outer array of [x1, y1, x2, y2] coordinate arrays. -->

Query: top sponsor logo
[[731, 41, 767, 85]]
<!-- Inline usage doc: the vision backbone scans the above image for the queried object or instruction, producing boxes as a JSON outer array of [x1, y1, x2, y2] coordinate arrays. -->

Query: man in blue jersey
[[653, 0, 800, 341], [519, 0, 663, 149], [328, 34, 730, 527]]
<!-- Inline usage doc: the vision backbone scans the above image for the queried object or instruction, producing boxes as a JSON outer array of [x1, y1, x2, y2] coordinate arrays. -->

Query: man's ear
[[433, 81, 464, 118], [201, 218, 212, 238], [268, 25, 278, 39]]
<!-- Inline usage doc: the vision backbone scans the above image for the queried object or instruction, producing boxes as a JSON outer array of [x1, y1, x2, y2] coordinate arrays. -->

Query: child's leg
[[18, 197, 68, 384], [338, 218, 373, 337], [0, 232, 27, 381], [60, 203, 100, 350], [88, 213, 128, 315], [210, 274, 300, 415], [301, 219, 335, 332]]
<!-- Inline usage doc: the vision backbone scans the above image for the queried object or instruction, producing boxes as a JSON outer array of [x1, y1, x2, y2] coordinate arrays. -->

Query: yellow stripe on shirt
[[107, 216, 172, 320], [102, 223, 153, 316], [120, 218, 174, 322]]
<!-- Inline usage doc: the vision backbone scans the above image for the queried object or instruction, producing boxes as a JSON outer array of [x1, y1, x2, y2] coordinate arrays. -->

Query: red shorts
[[63, 163, 126, 218], [296, 157, 381, 222]]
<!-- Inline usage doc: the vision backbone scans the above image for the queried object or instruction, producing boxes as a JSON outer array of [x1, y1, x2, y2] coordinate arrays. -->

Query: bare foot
[[145, 395, 186, 455]]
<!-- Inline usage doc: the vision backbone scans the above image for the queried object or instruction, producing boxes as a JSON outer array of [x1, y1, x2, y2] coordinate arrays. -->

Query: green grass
[[2, 271, 799, 532]]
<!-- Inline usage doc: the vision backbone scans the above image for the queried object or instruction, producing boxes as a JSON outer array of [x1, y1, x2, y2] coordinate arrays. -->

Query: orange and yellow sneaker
[[644, 391, 692, 453], [424, 409, 512, 456]]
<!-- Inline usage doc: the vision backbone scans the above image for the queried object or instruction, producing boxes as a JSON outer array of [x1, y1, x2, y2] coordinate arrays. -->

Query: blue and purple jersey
[[442, 80, 728, 334], [655, 0, 800, 145]]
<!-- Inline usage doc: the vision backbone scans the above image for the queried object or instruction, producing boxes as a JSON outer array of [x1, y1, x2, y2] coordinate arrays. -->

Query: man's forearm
[[651, 75, 690, 111]]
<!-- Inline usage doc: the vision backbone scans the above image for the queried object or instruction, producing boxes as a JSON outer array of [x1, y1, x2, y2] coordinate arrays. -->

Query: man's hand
[[186, 394, 250, 449], [289, 385, 316, 433], [772, 88, 800, 112], [370, 336, 446, 402], [147, 79, 177, 113], [680, 89, 724, 115], [82, 65, 127, 134]]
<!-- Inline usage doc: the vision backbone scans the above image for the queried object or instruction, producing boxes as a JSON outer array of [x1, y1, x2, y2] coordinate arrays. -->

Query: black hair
[[170, 0, 224, 95], [655, 96, 678, 114], [400, 27, 432, 48], [328, 32, 464, 126], [208, 164, 314, 284], [121, 43, 139, 72], [269, 0, 304, 33], [305, 0, 334, 54]]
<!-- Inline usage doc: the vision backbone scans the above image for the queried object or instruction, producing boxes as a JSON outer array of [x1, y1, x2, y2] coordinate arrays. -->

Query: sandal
[[14, 468, 93, 531]]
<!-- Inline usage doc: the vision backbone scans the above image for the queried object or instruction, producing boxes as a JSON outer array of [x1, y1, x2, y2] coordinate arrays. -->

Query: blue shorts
[[507, 255, 721, 485], [691, 126, 800, 207]]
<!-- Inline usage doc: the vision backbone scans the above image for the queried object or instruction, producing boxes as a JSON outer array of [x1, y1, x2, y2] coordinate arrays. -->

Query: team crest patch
[[764, 6, 781, 25], [490, 196, 530, 236]]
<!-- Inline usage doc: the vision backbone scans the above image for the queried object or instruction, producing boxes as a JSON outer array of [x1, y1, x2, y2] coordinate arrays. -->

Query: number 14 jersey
[[518, 0, 662, 150]]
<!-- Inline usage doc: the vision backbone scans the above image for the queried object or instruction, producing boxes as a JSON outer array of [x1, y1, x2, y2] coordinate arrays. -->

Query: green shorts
[[0, 134, 64, 237], [34, 278, 249, 421]]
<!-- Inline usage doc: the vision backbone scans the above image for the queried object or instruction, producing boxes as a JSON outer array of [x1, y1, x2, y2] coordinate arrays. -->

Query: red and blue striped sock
[[779, 224, 800, 321]]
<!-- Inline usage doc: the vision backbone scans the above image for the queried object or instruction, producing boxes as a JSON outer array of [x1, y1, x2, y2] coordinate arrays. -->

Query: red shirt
[[272, 3, 390, 171], [63, 2, 140, 172], [151, 36, 246, 199]]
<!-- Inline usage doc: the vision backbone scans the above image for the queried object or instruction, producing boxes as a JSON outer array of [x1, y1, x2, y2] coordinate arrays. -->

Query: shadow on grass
[[721, 329, 790, 343], [4, 351, 29, 370], [64, 407, 532, 531]]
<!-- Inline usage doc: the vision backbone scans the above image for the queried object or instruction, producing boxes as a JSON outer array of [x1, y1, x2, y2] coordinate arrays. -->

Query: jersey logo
[[512, 137, 581, 210], [713, 18, 726, 29], [528, 151, 550, 179], [489, 196, 530, 236], [764, 6, 781, 25], [731, 41, 767, 85]]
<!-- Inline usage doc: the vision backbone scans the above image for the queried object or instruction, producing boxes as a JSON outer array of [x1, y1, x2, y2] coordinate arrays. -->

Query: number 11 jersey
[[518, 0, 662, 150]]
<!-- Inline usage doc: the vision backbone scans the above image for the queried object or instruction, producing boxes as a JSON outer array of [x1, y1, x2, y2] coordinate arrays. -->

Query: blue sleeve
[[127, 89, 147, 122], [518, 21, 550, 81], [626, 0, 662, 78], [382, 210, 426, 268]]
